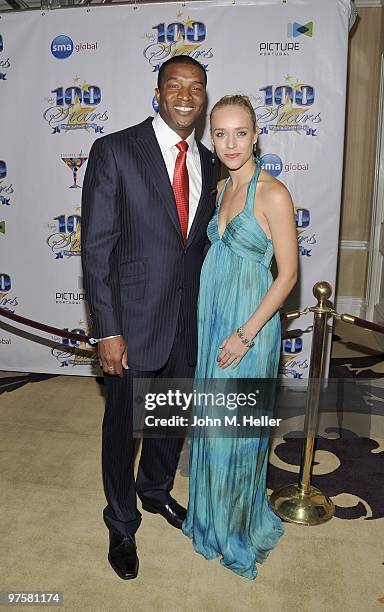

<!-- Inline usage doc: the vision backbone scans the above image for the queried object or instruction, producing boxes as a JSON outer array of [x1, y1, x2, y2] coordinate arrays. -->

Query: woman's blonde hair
[[210, 95, 257, 131]]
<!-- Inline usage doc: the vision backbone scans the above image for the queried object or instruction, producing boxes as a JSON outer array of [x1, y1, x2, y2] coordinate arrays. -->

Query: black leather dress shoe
[[140, 496, 187, 529], [108, 531, 139, 580]]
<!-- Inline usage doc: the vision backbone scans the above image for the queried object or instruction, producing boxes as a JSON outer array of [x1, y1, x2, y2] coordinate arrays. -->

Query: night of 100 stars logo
[[0, 160, 14, 207], [253, 76, 321, 137], [142, 12, 214, 111], [43, 76, 109, 134], [0, 273, 20, 313], [279, 350, 308, 379], [0, 34, 11, 81], [51, 320, 98, 367], [294, 206, 317, 258], [46, 208, 81, 259]]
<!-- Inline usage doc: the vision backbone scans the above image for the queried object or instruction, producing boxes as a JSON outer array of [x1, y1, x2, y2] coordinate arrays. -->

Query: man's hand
[[99, 336, 128, 376]]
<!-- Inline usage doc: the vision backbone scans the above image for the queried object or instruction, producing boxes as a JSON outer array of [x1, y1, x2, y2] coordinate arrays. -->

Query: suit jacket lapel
[[134, 119, 184, 243], [186, 142, 213, 246]]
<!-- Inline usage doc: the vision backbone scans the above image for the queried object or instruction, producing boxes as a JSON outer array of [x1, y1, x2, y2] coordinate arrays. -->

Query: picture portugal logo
[[288, 22, 313, 38]]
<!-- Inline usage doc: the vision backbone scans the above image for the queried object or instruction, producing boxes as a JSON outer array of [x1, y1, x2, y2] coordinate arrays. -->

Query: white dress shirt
[[92, 113, 202, 344], [152, 111, 202, 234]]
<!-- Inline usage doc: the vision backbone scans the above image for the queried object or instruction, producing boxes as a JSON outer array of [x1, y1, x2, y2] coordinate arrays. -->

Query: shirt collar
[[152, 112, 197, 155]]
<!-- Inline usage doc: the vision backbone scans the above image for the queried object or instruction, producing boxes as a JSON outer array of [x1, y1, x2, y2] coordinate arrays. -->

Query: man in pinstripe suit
[[81, 56, 218, 579]]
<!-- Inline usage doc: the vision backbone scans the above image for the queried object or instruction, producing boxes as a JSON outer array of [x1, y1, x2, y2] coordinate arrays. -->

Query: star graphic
[[176, 10, 183, 18], [184, 17, 194, 28], [284, 74, 292, 82], [74, 76, 80, 83], [279, 354, 294, 364], [292, 80, 304, 91], [82, 81, 90, 92]]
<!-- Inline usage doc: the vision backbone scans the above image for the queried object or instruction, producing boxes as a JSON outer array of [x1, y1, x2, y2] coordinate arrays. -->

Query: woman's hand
[[217, 332, 252, 369]]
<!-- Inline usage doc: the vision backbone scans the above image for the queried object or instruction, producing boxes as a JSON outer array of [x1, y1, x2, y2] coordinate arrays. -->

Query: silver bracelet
[[236, 326, 255, 349]]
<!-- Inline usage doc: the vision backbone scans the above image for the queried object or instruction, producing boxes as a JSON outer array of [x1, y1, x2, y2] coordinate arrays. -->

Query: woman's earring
[[252, 142, 262, 167], [211, 144, 216, 165]]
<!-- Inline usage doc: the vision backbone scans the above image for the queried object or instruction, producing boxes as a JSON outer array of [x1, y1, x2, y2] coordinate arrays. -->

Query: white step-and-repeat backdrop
[[0, 0, 351, 376]]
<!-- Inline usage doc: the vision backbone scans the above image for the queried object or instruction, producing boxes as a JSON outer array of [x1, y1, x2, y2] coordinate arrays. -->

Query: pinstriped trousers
[[101, 309, 195, 536]]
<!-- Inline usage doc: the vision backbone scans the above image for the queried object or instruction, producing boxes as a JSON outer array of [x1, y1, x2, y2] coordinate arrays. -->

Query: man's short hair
[[157, 56, 207, 88]]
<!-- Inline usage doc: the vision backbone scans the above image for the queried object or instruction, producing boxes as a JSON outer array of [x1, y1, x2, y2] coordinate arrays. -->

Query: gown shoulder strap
[[244, 161, 262, 214], [216, 177, 231, 209]]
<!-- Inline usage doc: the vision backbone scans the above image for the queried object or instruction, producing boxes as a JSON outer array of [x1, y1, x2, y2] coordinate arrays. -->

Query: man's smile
[[174, 106, 194, 113]]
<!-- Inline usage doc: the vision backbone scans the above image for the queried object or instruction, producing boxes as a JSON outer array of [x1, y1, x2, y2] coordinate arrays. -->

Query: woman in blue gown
[[182, 95, 298, 579]]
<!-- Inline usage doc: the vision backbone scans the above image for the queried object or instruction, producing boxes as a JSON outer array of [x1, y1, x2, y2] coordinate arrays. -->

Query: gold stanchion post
[[270, 281, 335, 525]]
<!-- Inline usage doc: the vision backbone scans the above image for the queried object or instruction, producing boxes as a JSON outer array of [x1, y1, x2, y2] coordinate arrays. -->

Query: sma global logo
[[260, 154, 283, 177], [51, 35, 74, 60]]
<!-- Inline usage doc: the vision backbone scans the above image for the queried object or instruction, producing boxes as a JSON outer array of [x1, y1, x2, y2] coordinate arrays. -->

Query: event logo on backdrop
[[279, 341, 308, 379], [46, 210, 81, 259], [61, 153, 88, 189], [260, 154, 310, 177], [51, 35, 98, 60], [282, 337, 303, 354], [144, 13, 214, 112], [55, 291, 86, 306], [55, 276, 85, 306], [143, 12, 214, 73], [0, 34, 11, 80], [55, 276, 87, 306], [288, 21, 313, 38], [0, 273, 19, 313], [43, 78, 109, 134], [254, 77, 321, 136], [259, 20, 313, 56], [0, 161, 14, 206], [51, 321, 98, 368], [295, 206, 317, 258], [260, 154, 283, 177]]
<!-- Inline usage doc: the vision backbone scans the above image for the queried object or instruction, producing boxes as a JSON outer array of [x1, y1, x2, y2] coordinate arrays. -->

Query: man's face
[[155, 63, 207, 138]]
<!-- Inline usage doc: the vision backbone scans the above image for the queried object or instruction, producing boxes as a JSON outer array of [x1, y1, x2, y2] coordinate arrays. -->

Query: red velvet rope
[[4, 307, 381, 345], [0, 307, 90, 343], [349, 316, 384, 335]]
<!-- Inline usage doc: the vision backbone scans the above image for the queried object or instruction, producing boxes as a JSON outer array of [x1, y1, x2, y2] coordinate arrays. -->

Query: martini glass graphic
[[62, 154, 88, 188]]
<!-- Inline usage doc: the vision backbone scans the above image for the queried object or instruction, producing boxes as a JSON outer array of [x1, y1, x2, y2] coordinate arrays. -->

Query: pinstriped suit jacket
[[81, 117, 219, 371]]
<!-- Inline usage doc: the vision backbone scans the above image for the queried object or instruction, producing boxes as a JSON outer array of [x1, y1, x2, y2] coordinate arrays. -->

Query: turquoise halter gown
[[182, 163, 284, 580]]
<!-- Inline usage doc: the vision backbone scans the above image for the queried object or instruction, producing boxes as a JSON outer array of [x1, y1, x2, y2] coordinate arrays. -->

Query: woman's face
[[211, 105, 257, 171]]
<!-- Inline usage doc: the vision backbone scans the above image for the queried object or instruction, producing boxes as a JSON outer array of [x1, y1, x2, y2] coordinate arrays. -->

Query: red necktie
[[172, 141, 189, 242]]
